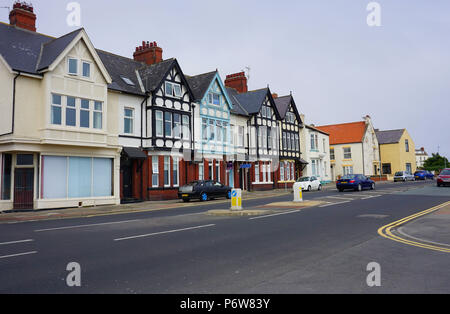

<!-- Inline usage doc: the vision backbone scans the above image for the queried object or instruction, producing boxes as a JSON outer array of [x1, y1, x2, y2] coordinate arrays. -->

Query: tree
[[423, 153, 449, 173]]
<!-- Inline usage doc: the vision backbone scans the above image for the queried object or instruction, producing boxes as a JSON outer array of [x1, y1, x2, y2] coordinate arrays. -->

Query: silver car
[[394, 171, 415, 182]]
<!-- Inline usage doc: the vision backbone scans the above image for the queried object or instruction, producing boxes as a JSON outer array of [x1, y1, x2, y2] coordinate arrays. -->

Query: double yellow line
[[378, 201, 450, 253]]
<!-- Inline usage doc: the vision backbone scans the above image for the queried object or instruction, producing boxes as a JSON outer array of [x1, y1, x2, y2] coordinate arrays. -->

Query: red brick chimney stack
[[9, 1, 37, 32], [133, 41, 163, 65], [225, 72, 248, 93]]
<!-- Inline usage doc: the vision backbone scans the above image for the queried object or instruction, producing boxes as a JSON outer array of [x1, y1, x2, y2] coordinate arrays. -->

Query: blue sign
[[232, 191, 237, 197], [240, 164, 252, 169]]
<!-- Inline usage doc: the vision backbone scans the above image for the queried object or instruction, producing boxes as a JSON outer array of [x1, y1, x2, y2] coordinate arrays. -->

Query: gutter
[[0, 72, 20, 137]]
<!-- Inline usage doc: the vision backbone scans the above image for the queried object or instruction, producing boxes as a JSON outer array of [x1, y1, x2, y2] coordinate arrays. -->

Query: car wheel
[[356, 184, 362, 192], [200, 192, 208, 202], [226, 191, 232, 199], [371, 183, 375, 190], [308, 186, 311, 192], [182, 198, 190, 203], [338, 188, 343, 192], [403, 178, 406, 182], [318, 185, 322, 191]]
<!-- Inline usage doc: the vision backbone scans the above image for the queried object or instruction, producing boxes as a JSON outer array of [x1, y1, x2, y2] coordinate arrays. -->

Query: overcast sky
[[1, 0, 449, 157]]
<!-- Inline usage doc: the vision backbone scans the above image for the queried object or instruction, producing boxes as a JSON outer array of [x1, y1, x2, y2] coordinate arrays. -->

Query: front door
[[13, 168, 34, 210], [121, 158, 133, 199]]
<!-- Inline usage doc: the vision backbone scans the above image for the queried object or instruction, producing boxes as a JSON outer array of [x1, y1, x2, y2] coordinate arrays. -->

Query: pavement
[[0, 180, 390, 223]]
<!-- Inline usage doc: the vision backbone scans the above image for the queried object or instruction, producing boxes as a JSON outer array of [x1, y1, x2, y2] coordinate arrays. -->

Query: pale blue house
[[186, 71, 234, 186]]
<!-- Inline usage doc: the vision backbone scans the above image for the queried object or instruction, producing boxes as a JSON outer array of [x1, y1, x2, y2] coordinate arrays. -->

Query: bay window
[[80, 99, 90, 128], [155, 111, 163, 137], [51, 94, 62, 125]]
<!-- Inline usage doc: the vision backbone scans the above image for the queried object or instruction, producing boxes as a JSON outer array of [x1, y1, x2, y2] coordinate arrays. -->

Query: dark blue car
[[337, 174, 375, 192], [414, 170, 434, 180]]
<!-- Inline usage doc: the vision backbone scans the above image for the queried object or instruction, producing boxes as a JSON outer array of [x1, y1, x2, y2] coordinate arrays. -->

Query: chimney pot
[[225, 72, 248, 93], [9, 1, 37, 32], [133, 40, 163, 65]]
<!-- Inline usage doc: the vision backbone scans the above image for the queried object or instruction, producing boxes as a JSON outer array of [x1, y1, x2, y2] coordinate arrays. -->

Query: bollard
[[293, 182, 303, 203], [230, 188, 242, 211]]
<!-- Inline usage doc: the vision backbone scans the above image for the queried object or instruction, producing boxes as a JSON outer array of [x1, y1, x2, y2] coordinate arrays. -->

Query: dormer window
[[165, 82, 182, 98], [68, 58, 78, 75]]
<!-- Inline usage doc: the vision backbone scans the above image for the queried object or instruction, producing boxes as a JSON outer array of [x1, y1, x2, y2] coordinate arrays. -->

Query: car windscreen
[[298, 177, 310, 182], [395, 172, 403, 176], [186, 181, 200, 186], [441, 170, 450, 175], [341, 175, 356, 180]]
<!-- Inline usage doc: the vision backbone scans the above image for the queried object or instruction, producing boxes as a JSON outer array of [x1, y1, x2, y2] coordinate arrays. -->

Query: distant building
[[299, 116, 331, 184], [375, 129, 417, 179], [415, 147, 430, 168], [316, 116, 380, 180]]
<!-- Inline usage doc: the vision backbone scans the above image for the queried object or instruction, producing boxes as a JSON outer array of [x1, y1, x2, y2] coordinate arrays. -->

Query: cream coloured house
[[299, 117, 332, 184], [0, 6, 120, 210], [316, 116, 381, 181]]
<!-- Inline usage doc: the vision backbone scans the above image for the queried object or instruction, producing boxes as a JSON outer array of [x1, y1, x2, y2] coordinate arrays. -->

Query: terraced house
[[273, 94, 304, 188], [99, 41, 196, 201], [225, 72, 282, 191], [0, 4, 121, 210], [186, 70, 234, 186]]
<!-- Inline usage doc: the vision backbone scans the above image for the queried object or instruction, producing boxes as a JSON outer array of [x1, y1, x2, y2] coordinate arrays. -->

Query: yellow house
[[376, 129, 417, 179]]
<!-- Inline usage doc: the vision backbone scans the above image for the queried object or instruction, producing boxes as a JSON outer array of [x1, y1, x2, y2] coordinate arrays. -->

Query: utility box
[[231, 189, 242, 211], [293, 182, 303, 203]]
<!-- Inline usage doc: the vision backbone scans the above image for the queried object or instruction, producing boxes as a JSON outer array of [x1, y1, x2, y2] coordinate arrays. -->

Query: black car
[[178, 180, 232, 202]]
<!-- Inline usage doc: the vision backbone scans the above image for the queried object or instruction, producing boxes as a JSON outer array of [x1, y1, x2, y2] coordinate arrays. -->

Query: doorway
[[13, 168, 34, 210]]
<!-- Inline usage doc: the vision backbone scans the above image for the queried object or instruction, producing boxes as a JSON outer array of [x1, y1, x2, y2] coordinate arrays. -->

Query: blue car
[[337, 174, 375, 192], [414, 170, 434, 180]]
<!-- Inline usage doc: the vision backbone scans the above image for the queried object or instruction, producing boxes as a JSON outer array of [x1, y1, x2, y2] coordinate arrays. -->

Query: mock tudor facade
[[273, 94, 304, 188]]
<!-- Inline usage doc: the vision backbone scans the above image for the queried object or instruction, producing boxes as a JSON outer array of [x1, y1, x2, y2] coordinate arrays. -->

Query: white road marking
[[249, 210, 301, 220], [0, 239, 34, 246], [361, 195, 382, 200], [0, 251, 37, 260], [114, 224, 216, 241], [319, 201, 351, 208], [325, 196, 357, 201], [34, 219, 141, 232]]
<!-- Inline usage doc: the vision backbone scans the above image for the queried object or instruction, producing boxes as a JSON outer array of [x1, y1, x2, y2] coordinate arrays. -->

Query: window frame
[[124, 107, 134, 134]]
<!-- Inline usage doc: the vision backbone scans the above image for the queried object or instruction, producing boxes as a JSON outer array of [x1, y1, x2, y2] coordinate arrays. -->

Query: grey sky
[[1, 0, 449, 157]]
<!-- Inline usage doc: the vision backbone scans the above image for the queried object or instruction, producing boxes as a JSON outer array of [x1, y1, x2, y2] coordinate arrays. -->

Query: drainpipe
[[0, 72, 20, 137]]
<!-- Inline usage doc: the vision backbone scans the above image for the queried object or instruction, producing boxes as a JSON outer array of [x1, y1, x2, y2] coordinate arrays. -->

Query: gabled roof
[[233, 88, 269, 115], [375, 129, 405, 145], [37, 28, 83, 71], [186, 71, 217, 102], [273, 94, 303, 124], [274, 95, 292, 119], [316, 121, 366, 145], [0, 23, 110, 82], [97, 49, 146, 96], [138, 58, 177, 93]]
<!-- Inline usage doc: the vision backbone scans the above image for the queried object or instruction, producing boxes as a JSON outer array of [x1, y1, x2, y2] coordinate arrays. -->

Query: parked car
[[336, 174, 375, 192], [414, 170, 431, 180], [297, 176, 322, 191], [178, 180, 232, 202], [437, 169, 450, 187], [393, 171, 415, 182]]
